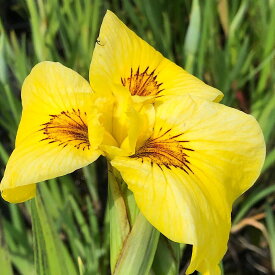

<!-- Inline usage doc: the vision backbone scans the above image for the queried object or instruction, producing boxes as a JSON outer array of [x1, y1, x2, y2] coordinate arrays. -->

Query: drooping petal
[[90, 10, 223, 103], [111, 96, 265, 274], [0, 62, 104, 203], [1, 184, 36, 203]]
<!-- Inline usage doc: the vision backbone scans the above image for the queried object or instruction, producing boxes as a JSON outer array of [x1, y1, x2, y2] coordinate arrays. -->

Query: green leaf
[[262, 148, 275, 173], [152, 235, 181, 275], [0, 221, 13, 275], [265, 203, 275, 271], [233, 185, 275, 224], [184, 0, 200, 73], [31, 191, 78, 275]]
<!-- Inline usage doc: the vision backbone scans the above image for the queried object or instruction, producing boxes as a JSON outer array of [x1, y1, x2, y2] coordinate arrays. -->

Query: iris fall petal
[[90, 11, 223, 103], [0, 62, 103, 202], [111, 95, 265, 274]]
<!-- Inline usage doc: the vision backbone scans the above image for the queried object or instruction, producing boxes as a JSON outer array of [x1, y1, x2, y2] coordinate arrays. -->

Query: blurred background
[[0, 0, 274, 274]]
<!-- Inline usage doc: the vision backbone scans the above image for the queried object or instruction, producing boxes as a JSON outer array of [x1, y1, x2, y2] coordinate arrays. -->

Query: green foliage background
[[0, 0, 274, 274]]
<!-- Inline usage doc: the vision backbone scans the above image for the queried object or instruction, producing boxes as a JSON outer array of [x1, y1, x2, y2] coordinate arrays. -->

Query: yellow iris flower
[[0, 10, 265, 275]]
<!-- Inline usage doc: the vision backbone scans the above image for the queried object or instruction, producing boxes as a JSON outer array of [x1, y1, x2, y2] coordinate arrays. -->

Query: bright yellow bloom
[[90, 11, 266, 275], [0, 62, 105, 203], [0, 10, 266, 275]]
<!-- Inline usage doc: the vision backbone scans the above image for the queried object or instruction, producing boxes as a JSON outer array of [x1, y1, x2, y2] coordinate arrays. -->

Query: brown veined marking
[[40, 109, 90, 151], [121, 67, 164, 96], [130, 128, 194, 174]]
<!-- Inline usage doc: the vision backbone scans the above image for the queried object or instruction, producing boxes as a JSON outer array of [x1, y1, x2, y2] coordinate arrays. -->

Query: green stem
[[108, 163, 160, 275]]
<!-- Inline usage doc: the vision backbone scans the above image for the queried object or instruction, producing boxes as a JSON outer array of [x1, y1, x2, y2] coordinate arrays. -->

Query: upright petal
[[1, 62, 104, 203], [111, 96, 265, 274], [99, 85, 155, 159], [90, 10, 223, 103]]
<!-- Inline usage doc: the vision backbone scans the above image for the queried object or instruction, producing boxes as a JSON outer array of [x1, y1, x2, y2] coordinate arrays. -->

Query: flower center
[[121, 67, 163, 96], [130, 129, 194, 174], [40, 109, 90, 150]]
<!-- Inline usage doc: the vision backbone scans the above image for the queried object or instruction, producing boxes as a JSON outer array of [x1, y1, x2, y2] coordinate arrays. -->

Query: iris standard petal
[[111, 95, 265, 274], [0, 62, 103, 203], [90, 10, 223, 103], [99, 85, 155, 158]]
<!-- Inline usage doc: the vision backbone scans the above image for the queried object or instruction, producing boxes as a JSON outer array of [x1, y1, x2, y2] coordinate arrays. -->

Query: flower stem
[[107, 162, 159, 275]]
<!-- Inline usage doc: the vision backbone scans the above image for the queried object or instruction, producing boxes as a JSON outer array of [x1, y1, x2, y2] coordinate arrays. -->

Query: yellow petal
[[1, 184, 36, 203], [1, 62, 103, 203], [90, 10, 223, 103], [111, 95, 265, 274], [98, 84, 155, 159]]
